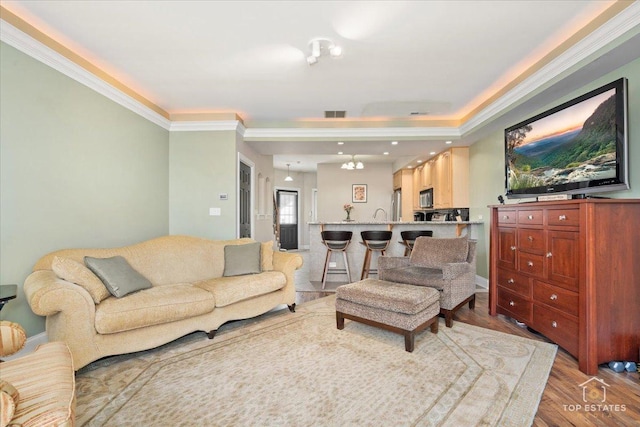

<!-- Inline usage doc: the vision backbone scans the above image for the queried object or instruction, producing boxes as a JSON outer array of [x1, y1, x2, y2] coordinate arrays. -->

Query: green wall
[[169, 130, 238, 239], [0, 42, 170, 336], [469, 57, 640, 278]]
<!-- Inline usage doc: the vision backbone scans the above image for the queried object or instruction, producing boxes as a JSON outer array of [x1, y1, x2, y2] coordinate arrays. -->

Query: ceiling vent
[[324, 110, 346, 118]]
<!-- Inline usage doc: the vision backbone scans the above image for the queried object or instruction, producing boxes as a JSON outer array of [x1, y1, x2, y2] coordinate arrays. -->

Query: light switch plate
[[209, 207, 221, 216]]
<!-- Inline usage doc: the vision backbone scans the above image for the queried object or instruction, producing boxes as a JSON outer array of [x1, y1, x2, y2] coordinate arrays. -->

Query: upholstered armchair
[[378, 236, 477, 327], [0, 321, 76, 427]]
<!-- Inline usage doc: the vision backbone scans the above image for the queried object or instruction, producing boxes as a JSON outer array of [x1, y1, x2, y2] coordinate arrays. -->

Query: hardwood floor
[[296, 290, 640, 426]]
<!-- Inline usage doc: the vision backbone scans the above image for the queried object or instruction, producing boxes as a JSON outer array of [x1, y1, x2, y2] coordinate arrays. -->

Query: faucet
[[373, 208, 387, 222]]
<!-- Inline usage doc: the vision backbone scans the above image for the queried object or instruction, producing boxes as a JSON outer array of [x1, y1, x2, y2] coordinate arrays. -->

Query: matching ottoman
[[335, 278, 440, 352]]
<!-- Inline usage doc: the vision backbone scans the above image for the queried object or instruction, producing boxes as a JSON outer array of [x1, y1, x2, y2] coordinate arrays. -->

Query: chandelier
[[341, 155, 364, 170]]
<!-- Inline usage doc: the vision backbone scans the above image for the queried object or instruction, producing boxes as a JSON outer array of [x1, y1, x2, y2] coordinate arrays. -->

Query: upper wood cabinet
[[393, 170, 402, 190], [421, 160, 433, 189], [392, 169, 416, 220], [432, 147, 469, 209], [412, 167, 422, 210]]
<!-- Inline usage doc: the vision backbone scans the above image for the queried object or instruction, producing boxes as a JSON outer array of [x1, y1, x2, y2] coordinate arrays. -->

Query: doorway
[[276, 189, 298, 250], [239, 160, 252, 238]]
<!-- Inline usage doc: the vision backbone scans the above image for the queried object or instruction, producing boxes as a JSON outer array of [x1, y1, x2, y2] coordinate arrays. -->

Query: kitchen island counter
[[308, 221, 483, 283]]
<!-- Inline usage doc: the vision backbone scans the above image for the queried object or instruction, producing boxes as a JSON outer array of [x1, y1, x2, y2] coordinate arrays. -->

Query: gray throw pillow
[[224, 242, 261, 277], [84, 256, 152, 298]]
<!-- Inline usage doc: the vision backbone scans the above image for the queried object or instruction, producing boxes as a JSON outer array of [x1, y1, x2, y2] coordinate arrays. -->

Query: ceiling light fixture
[[306, 38, 342, 66], [445, 140, 453, 144], [284, 164, 293, 181], [391, 141, 398, 145], [341, 155, 364, 170]]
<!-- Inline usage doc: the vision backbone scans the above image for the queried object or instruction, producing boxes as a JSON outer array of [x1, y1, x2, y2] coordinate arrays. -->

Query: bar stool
[[360, 230, 393, 279], [321, 230, 353, 289], [399, 230, 433, 256]]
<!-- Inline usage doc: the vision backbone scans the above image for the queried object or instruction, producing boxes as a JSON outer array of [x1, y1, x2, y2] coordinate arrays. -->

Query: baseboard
[[2, 331, 48, 361], [476, 275, 488, 289]]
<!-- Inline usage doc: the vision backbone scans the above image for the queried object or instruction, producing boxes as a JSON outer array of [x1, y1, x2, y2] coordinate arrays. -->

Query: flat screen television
[[505, 77, 629, 199]]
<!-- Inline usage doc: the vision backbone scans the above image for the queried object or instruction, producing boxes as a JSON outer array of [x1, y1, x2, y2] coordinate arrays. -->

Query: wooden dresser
[[489, 199, 640, 375]]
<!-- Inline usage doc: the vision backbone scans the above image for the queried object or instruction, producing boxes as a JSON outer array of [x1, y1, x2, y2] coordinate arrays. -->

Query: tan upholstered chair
[[0, 321, 76, 427], [378, 236, 477, 327]]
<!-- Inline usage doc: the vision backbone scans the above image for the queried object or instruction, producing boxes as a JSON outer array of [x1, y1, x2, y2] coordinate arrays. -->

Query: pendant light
[[341, 155, 364, 170], [284, 164, 293, 181]]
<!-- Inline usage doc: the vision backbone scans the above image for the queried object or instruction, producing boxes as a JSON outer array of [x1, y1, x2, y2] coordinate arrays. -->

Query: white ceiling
[[2, 0, 637, 172]]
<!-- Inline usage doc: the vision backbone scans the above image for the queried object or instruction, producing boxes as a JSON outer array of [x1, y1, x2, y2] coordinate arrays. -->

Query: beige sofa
[[23, 235, 303, 370]]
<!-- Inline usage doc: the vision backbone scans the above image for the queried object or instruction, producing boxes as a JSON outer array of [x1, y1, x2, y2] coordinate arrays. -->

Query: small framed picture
[[352, 184, 367, 203]]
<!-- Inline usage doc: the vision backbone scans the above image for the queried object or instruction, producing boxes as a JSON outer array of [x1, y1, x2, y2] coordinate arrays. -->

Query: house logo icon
[[579, 377, 610, 403]]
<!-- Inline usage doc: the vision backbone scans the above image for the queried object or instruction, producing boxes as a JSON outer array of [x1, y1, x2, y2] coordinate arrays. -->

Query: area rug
[[76, 296, 557, 426]]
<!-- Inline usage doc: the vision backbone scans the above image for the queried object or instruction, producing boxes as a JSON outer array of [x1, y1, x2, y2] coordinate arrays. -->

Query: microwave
[[419, 188, 433, 208]]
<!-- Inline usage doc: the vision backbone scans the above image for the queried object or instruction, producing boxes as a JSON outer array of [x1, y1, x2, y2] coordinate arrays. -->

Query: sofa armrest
[[442, 262, 472, 280], [272, 251, 303, 301], [24, 270, 96, 317]]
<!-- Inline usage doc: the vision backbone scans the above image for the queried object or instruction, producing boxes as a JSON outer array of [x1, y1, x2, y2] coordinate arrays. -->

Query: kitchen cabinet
[[412, 166, 422, 210], [431, 147, 468, 209], [392, 169, 415, 221], [393, 170, 402, 190], [421, 160, 433, 189]]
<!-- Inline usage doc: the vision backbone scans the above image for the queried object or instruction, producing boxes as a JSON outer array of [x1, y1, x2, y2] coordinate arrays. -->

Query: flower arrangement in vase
[[343, 203, 354, 221]]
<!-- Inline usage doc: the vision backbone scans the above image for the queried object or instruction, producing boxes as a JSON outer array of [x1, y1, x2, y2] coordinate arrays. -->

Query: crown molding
[[243, 126, 461, 140], [3, 2, 638, 139], [460, 1, 640, 136], [169, 120, 245, 132], [0, 19, 171, 130]]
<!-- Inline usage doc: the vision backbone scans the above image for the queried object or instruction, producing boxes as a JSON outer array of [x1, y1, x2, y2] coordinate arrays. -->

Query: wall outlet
[[329, 262, 337, 268], [478, 214, 483, 220], [209, 207, 221, 216]]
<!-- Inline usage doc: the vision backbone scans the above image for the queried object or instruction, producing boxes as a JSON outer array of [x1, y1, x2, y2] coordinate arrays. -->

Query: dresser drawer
[[533, 304, 579, 357], [547, 208, 580, 227], [517, 228, 545, 254], [518, 210, 543, 225], [497, 268, 531, 297], [533, 281, 578, 317], [497, 210, 517, 225], [518, 251, 546, 279], [497, 288, 532, 323]]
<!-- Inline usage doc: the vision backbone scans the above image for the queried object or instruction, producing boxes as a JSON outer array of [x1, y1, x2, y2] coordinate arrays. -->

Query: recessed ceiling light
[[430, 151, 436, 155], [417, 160, 423, 164], [338, 151, 343, 155], [407, 165, 412, 169], [391, 141, 398, 145], [383, 152, 389, 155], [337, 141, 344, 145], [445, 140, 452, 144]]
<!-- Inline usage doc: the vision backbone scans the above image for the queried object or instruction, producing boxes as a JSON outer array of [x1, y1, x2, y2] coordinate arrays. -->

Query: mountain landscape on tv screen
[[510, 94, 617, 190]]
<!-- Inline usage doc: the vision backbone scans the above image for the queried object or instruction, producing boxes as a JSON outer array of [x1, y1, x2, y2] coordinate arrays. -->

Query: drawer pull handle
[[527, 215, 534, 220], [546, 252, 553, 258], [510, 246, 516, 251], [502, 215, 509, 220], [559, 215, 566, 221], [552, 321, 558, 328], [507, 278, 515, 284], [527, 261, 534, 267], [550, 294, 558, 300], [509, 301, 515, 306], [527, 236, 534, 241]]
